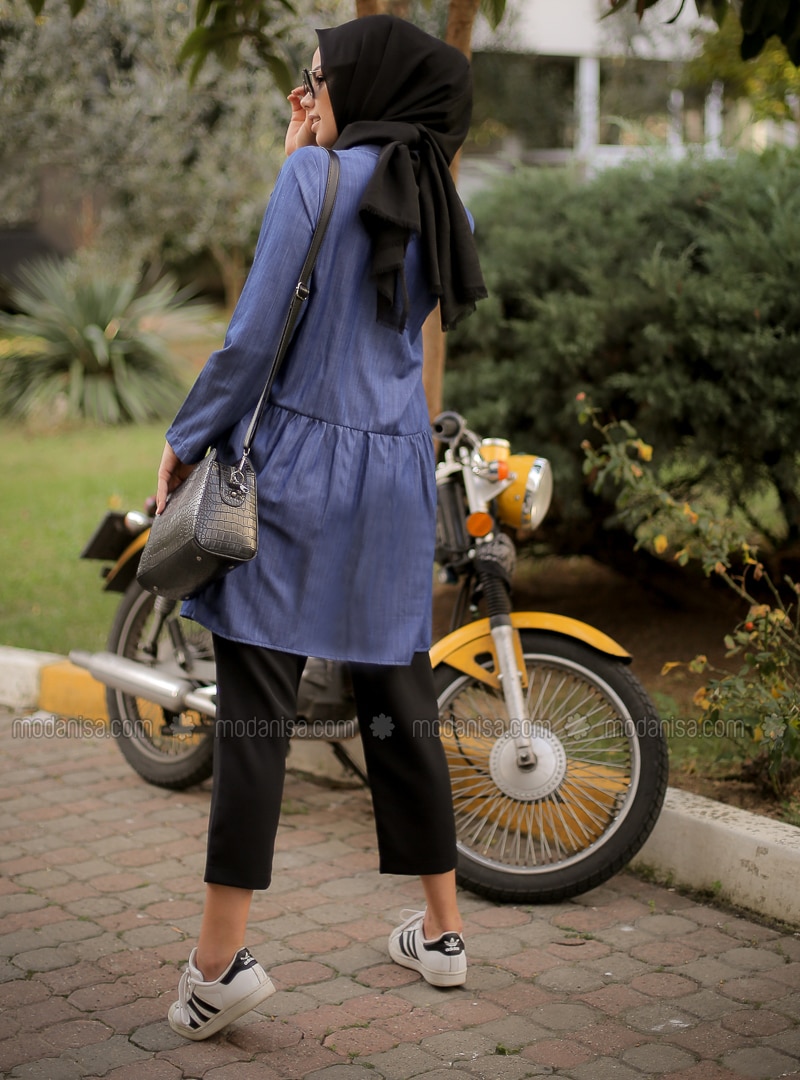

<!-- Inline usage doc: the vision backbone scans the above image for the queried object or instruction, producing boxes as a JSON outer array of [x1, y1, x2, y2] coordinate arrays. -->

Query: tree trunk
[[421, 0, 481, 422], [211, 244, 247, 315], [355, 0, 385, 15], [446, 0, 481, 59]]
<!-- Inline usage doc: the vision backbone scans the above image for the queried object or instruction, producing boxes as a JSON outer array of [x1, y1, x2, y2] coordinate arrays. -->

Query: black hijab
[[316, 15, 487, 332]]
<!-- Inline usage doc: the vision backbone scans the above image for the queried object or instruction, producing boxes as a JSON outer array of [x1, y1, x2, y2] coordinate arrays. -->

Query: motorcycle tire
[[433, 630, 668, 904], [106, 580, 215, 790]]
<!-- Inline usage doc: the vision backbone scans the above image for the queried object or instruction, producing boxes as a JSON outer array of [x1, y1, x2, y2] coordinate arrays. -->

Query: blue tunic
[[165, 146, 438, 664]]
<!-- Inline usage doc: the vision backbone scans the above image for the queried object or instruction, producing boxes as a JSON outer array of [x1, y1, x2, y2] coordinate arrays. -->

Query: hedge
[[448, 147, 800, 565]]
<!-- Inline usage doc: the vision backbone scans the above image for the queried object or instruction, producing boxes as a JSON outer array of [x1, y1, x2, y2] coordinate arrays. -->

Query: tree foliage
[[0, 0, 293, 308], [18, 0, 300, 89], [606, 1, 800, 65], [21, 0, 508, 88], [446, 148, 800, 567], [682, 9, 800, 123]]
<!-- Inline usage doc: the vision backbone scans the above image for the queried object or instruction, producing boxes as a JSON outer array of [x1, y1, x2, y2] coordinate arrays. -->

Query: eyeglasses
[[302, 67, 326, 98]]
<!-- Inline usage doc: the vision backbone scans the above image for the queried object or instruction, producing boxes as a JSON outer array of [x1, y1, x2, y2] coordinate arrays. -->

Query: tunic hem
[[179, 610, 432, 668]]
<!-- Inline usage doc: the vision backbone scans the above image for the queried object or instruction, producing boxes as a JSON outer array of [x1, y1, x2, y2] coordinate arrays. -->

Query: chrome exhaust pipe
[[183, 686, 217, 718], [69, 650, 216, 718]]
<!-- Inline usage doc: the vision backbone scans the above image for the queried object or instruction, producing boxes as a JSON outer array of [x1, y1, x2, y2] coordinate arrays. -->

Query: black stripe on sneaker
[[400, 930, 419, 960], [188, 992, 220, 1023]]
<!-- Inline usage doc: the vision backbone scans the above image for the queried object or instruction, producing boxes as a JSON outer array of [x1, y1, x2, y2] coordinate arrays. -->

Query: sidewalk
[[4, 643, 800, 926], [2, 704, 800, 1080]]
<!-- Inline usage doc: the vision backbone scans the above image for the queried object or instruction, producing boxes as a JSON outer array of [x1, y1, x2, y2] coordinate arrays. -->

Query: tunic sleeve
[[165, 149, 332, 464]]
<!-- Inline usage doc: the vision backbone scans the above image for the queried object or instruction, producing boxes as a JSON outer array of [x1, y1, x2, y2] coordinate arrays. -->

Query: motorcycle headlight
[[495, 454, 553, 531]]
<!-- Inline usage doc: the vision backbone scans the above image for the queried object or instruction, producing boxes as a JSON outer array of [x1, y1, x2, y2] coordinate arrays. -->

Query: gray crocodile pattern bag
[[136, 150, 340, 602], [136, 451, 258, 601]]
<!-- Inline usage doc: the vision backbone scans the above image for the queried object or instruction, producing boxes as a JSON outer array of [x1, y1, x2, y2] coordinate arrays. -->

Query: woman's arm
[[164, 149, 331, 466]]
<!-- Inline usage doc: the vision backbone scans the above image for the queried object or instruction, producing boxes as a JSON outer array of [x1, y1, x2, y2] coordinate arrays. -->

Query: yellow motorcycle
[[72, 412, 667, 903]]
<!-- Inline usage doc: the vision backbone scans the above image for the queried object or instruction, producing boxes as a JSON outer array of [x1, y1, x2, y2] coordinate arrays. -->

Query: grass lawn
[[0, 421, 169, 655], [0, 309, 226, 656]]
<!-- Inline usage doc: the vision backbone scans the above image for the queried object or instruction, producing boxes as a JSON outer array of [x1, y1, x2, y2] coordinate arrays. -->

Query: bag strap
[[239, 148, 340, 463]]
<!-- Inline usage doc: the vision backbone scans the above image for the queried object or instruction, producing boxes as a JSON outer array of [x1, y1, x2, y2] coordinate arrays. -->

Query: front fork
[[474, 537, 536, 771], [489, 618, 535, 769]]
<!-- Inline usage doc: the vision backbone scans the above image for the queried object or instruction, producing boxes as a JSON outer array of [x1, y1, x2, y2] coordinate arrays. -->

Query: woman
[[161, 14, 487, 1040]]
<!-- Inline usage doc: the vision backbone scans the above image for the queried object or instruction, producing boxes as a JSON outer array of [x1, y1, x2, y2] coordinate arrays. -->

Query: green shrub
[[577, 398, 800, 798], [0, 258, 199, 425], [449, 148, 800, 563]]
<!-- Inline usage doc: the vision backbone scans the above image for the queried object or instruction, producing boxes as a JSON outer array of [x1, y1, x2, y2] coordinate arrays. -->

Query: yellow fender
[[429, 612, 631, 692], [104, 530, 150, 591]]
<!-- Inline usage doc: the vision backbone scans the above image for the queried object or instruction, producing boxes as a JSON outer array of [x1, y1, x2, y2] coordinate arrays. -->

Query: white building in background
[[462, 0, 721, 191], [478, 0, 706, 59]]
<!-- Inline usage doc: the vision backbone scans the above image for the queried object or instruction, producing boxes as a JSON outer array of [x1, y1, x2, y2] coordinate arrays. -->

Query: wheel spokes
[[120, 606, 214, 760], [441, 654, 637, 870]]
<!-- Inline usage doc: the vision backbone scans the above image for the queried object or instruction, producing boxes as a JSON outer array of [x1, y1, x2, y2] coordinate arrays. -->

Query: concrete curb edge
[[2, 644, 799, 927]]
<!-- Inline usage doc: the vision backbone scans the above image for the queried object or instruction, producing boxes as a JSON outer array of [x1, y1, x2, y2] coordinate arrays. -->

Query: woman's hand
[[155, 441, 195, 515], [285, 86, 315, 156]]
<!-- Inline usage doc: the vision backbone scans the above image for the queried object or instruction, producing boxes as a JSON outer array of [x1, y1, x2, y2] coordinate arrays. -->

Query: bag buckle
[[295, 281, 310, 301], [229, 450, 250, 492]]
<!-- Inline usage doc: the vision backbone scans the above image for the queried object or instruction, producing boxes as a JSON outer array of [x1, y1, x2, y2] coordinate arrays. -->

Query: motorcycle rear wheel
[[433, 630, 668, 903], [106, 581, 215, 789]]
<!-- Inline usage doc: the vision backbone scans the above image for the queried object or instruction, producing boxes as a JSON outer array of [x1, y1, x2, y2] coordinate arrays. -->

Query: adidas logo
[[424, 933, 464, 955], [220, 946, 258, 985]]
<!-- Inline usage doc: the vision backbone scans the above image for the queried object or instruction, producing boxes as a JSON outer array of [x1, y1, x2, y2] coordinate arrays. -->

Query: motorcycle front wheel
[[106, 581, 215, 789], [433, 630, 668, 903]]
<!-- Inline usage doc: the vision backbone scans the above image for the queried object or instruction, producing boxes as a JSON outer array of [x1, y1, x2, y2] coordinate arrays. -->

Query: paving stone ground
[[1, 705, 799, 1080]]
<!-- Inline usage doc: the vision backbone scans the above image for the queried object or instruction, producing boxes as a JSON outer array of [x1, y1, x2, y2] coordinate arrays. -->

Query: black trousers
[[205, 635, 457, 890]]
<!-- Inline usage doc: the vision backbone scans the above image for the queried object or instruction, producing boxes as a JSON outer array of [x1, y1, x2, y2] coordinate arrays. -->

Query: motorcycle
[[71, 411, 668, 904]]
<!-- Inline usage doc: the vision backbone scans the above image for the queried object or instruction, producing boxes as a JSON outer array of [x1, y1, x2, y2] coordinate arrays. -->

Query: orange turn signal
[[466, 512, 494, 538]]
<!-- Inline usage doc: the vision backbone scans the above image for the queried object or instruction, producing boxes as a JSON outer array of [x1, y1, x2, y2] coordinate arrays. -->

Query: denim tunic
[[165, 146, 438, 664]]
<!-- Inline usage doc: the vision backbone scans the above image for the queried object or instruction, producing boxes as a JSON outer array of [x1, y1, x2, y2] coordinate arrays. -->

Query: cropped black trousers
[[204, 634, 457, 890]]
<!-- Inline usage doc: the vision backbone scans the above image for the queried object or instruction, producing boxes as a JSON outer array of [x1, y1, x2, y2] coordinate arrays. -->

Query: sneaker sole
[[168, 976, 276, 1040], [388, 942, 466, 987]]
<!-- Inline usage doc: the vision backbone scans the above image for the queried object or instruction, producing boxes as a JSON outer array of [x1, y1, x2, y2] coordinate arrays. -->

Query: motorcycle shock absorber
[[140, 595, 179, 660], [474, 533, 537, 771]]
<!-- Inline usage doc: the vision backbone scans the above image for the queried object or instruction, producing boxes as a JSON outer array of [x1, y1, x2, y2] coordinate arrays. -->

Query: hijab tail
[[438, 293, 485, 332], [375, 271, 411, 332], [358, 211, 412, 331]]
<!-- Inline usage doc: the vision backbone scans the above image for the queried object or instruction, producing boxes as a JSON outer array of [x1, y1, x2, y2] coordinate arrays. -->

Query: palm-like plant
[[0, 259, 197, 424]]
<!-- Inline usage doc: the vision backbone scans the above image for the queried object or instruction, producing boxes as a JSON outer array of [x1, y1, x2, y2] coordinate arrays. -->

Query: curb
[[630, 788, 800, 927], [0, 645, 64, 712], [2, 645, 799, 927]]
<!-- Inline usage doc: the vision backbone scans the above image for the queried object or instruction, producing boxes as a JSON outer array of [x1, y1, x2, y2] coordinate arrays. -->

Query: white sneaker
[[388, 909, 467, 987], [168, 946, 276, 1040]]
